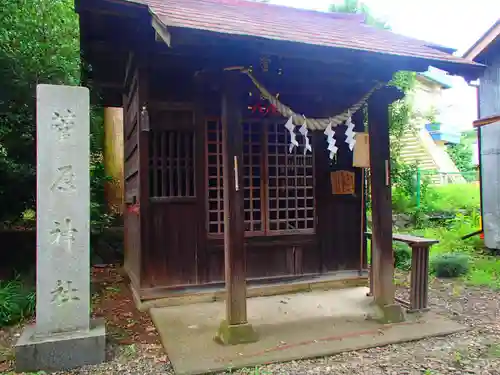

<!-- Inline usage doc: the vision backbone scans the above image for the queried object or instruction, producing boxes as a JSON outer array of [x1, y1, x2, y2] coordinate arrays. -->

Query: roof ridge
[[132, 0, 483, 78], [197, 0, 366, 23]]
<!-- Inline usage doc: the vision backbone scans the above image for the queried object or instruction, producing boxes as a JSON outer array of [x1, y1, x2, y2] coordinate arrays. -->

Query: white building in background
[[398, 66, 477, 184]]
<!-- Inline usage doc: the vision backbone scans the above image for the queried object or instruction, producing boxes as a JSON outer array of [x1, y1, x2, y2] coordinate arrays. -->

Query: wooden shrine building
[[76, 0, 483, 343]]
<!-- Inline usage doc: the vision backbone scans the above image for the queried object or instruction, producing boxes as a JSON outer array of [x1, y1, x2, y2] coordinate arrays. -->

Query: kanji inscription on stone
[[50, 165, 76, 192], [50, 280, 80, 306], [52, 109, 75, 140], [36, 84, 90, 335], [49, 217, 78, 251]]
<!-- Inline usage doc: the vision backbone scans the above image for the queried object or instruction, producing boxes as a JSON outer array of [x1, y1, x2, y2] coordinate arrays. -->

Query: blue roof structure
[[418, 69, 454, 89]]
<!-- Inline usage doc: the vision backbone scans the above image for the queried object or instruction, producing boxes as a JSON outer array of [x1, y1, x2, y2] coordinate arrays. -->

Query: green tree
[[0, 0, 111, 229], [0, 0, 80, 223], [330, 0, 420, 207], [446, 137, 475, 181], [329, 0, 389, 29]]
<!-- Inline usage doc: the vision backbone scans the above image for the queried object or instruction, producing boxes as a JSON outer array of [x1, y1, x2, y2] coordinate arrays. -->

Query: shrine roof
[[132, 0, 480, 72]]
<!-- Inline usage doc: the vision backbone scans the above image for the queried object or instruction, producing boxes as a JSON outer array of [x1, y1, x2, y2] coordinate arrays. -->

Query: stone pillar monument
[[15, 84, 106, 372]]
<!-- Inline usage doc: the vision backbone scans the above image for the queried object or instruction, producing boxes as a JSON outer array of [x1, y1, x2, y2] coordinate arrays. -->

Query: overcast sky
[[270, 0, 499, 54], [268, 0, 500, 129]]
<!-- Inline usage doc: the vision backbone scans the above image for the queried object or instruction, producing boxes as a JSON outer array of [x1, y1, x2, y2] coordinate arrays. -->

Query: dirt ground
[[0, 265, 167, 374], [1, 267, 500, 374]]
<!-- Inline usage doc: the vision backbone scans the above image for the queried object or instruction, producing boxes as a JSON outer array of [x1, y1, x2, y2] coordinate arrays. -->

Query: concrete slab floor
[[150, 287, 467, 375]]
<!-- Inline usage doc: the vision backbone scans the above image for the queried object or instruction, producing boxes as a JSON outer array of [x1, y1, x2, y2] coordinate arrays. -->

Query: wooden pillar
[[137, 62, 151, 288], [103, 107, 124, 215], [367, 87, 404, 323], [216, 71, 257, 345]]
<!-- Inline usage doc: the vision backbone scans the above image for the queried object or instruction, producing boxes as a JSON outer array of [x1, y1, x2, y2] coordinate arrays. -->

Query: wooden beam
[[76, 0, 148, 18], [473, 114, 500, 128], [151, 15, 171, 47], [215, 71, 257, 345], [367, 86, 399, 308], [136, 57, 151, 287], [152, 40, 397, 85], [221, 71, 247, 325], [463, 20, 500, 61], [166, 27, 483, 80]]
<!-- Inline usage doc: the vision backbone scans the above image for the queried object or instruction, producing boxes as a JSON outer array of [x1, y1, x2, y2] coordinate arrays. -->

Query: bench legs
[[368, 244, 430, 312], [366, 236, 431, 312], [409, 246, 430, 312]]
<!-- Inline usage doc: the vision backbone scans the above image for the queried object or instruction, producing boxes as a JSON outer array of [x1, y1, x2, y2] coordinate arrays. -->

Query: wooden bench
[[365, 232, 438, 313]]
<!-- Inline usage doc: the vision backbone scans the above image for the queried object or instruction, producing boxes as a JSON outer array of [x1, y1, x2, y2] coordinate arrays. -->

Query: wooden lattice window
[[149, 130, 195, 198], [206, 119, 224, 234], [267, 122, 314, 233], [206, 119, 315, 236], [243, 121, 263, 234]]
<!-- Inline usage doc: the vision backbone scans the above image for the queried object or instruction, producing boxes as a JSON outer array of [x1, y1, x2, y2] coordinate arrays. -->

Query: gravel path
[[3, 274, 500, 375]]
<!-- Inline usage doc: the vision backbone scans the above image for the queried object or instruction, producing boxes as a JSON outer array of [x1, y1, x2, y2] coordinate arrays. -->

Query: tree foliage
[[446, 137, 475, 181], [0, 0, 80, 223], [329, 0, 389, 29], [329, 0, 416, 181], [0, 0, 110, 228]]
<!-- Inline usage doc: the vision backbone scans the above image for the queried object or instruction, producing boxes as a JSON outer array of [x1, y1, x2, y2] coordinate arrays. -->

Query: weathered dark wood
[[409, 246, 430, 312], [82, 7, 375, 298], [206, 234, 318, 282], [473, 113, 500, 128], [147, 202, 198, 286], [221, 71, 247, 325], [144, 105, 199, 286], [194, 77, 208, 284], [352, 109, 367, 274], [314, 116, 365, 274], [123, 56, 142, 289], [391, 233, 438, 246], [367, 87, 397, 307], [138, 63, 151, 288], [365, 231, 437, 311], [137, 270, 367, 301]]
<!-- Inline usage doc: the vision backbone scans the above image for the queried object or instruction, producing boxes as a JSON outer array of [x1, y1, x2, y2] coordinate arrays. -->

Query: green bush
[[416, 211, 482, 255], [392, 170, 480, 218], [422, 184, 480, 215], [0, 278, 35, 327], [431, 253, 469, 278], [394, 243, 412, 271]]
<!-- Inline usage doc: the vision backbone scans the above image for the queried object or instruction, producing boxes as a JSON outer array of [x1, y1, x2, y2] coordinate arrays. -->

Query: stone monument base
[[15, 318, 106, 373]]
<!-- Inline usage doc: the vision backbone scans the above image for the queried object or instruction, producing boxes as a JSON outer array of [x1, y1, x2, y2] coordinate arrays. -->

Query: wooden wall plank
[[147, 203, 198, 286]]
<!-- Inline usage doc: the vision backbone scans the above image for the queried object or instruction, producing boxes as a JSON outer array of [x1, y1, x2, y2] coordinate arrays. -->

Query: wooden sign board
[[353, 132, 370, 168], [331, 170, 355, 195]]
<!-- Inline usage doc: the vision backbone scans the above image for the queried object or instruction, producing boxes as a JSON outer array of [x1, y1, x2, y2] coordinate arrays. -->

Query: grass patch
[[0, 278, 35, 327], [423, 184, 480, 214], [390, 184, 500, 289], [466, 256, 500, 289], [392, 182, 479, 217]]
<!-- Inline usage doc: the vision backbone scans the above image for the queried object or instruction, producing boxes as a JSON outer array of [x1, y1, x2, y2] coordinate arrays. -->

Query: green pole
[[416, 167, 421, 209]]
